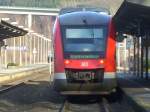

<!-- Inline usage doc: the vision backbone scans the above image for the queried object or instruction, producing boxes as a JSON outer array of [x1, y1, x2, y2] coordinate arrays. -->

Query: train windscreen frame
[[61, 25, 108, 59]]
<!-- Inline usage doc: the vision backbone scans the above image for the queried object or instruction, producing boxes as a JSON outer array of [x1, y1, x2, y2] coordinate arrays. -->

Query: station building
[[0, 10, 57, 69]]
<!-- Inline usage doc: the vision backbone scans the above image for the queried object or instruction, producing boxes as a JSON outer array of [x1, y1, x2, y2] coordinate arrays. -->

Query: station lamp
[[1, 18, 10, 21], [11, 22, 18, 25], [18, 25, 24, 28]]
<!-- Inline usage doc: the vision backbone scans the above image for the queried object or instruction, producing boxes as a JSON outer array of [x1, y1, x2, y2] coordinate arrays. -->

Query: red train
[[52, 8, 117, 95]]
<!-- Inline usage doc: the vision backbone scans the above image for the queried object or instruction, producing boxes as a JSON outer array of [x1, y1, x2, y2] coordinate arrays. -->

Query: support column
[[25, 35, 28, 65], [145, 45, 149, 80], [49, 40, 52, 75], [40, 38, 43, 63], [117, 44, 120, 71], [37, 36, 40, 63], [33, 35, 36, 64], [124, 39, 127, 72], [13, 38, 16, 63], [0, 46, 2, 69], [141, 38, 144, 78], [45, 40, 48, 63], [43, 40, 45, 63], [28, 14, 32, 29], [19, 37, 22, 66], [145, 30, 149, 80], [28, 14, 32, 65], [137, 22, 141, 77], [137, 37, 140, 77], [145, 43, 149, 80], [0, 46, 1, 69], [4, 39, 7, 67], [1, 46, 3, 67], [133, 37, 136, 75], [30, 36, 32, 64]]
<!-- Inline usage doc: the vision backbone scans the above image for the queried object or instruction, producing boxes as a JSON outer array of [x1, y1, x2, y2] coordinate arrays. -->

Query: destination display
[[70, 55, 99, 59]]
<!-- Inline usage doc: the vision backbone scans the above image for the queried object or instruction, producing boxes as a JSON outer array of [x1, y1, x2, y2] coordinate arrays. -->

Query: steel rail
[[101, 97, 112, 112]]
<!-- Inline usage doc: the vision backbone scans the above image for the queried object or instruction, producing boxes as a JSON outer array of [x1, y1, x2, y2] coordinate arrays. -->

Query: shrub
[[7, 63, 19, 68]]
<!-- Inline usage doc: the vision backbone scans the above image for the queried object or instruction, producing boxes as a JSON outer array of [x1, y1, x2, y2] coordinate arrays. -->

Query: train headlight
[[99, 59, 104, 64], [65, 60, 70, 64]]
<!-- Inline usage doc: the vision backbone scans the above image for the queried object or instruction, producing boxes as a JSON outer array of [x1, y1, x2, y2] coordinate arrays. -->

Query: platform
[[118, 72, 150, 112], [0, 64, 49, 84]]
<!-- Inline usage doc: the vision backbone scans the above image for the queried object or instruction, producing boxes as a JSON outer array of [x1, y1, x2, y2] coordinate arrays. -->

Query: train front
[[53, 11, 117, 95]]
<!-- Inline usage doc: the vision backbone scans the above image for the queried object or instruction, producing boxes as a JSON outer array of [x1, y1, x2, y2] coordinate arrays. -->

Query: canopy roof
[[0, 20, 28, 40], [113, 0, 150, 36]]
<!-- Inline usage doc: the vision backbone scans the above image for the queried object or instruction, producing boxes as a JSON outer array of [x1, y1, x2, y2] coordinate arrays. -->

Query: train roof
[[59, 7, 110, 15], [59, 11, 111, 26]]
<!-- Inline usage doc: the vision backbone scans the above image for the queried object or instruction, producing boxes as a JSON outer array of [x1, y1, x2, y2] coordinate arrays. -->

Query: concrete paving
[[0, 64, 49, 84], [118, 72, 150, 112], [0, 64, 49, 74]]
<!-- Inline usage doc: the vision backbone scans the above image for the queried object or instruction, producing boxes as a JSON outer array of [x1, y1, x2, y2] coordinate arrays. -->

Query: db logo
[[81, 62, 88, 67]]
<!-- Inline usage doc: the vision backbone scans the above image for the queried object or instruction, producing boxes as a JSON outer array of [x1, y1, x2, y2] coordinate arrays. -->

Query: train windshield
[[63, 26, 107, 58]]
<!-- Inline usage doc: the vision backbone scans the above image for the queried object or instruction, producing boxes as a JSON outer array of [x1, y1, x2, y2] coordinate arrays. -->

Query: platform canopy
[[113, 0, 150, 36], [0, 20, 28, 40]]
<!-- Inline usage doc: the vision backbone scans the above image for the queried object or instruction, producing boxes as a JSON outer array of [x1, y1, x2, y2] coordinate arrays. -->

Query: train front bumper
[[53, 72, 117, 95]]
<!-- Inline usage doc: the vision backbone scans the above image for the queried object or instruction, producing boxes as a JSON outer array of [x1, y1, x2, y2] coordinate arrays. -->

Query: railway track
[[59, 97, 112, 112], [0, 83, 24, 94], [101, 98, 112, 112], [0, 71, 136, 112]]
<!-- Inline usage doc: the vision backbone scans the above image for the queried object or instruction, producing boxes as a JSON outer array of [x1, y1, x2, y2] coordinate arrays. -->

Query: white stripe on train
[[54, 72, 116, 79]]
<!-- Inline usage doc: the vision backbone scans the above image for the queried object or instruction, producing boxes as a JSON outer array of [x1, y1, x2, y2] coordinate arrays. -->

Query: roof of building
[[0, 20, 28, 40], [113, 0, 150, 36]]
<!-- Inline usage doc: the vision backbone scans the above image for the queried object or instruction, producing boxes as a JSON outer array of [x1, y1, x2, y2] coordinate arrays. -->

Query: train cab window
[[62, 26, 107, 54], [66, 28, 104, 39]]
